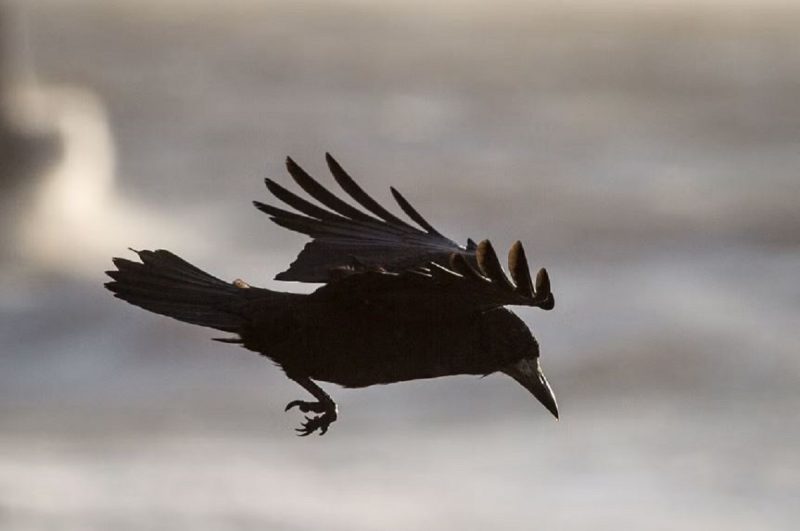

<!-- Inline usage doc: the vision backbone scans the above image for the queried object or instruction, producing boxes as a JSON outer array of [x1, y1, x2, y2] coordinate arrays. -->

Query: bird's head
[[482, 309, 559, 419]]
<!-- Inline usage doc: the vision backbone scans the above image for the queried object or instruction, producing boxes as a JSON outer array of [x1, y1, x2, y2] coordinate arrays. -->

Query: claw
[[289, 409, 337, 436], [285, 400, 303, 412], [284, 400, 327, 414], [284, 377, 338, 437], [294, 414, 331, 436]]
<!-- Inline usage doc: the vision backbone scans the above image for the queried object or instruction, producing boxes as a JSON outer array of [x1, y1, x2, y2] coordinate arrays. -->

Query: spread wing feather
[[325, 153, 412, 228], [255, 154, 470, 282], [389, 187, 444, 236], [312, 240, 554, 312]]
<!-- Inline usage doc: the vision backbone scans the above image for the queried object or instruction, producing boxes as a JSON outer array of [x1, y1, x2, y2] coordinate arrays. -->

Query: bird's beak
[[503, 358, 559, 419]]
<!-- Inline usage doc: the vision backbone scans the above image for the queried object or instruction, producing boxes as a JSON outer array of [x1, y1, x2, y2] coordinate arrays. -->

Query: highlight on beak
[[503, 358, 559, 419]]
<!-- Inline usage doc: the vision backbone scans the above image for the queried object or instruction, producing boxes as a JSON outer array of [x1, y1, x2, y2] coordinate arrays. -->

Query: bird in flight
[[105, 154, 558, 436]]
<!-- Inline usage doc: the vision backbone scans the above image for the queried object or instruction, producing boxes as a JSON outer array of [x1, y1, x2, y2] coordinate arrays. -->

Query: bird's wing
[[311, 239, 554, 312], [254, 153, 476, 283]]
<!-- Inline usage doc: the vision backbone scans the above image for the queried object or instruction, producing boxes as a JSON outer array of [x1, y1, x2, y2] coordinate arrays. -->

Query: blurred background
[[1, 0, 798, 529]]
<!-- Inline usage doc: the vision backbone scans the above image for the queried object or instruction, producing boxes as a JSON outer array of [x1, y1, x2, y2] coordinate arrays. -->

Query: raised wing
[[312, 240, 554, 312], [254, 153, 475, 283]]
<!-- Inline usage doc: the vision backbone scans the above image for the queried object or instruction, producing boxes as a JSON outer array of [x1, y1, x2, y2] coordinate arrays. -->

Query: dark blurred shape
[[0, 4, 60, 260], [105, 156, 558, 435], [0, 6, 59, 185]]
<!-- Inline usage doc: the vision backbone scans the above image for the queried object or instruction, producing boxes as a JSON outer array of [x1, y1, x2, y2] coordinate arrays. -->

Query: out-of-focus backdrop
[[1, 0, 798, 529]]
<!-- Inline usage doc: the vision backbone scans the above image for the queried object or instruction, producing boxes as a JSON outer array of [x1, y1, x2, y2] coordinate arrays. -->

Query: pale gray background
[[1, 1, 798, 529]]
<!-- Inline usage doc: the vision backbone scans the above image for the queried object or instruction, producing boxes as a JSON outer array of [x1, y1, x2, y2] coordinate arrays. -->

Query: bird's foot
[[285, 400, 338, 436]]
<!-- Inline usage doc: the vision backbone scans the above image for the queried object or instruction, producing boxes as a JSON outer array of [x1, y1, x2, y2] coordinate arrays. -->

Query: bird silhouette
[[105, 154, 558, 436]]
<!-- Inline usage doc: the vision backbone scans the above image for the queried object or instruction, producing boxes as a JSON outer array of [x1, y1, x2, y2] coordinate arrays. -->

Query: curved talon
[[284, 400, 327, 414], [296, 417, 314, 436], [292, 411, 336, 436], [285, 400, 304, 412]]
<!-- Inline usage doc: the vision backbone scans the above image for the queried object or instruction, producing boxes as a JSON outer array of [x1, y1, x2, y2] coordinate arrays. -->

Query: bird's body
[[106, 154, 558, 435], [243, 295, 532, 388]]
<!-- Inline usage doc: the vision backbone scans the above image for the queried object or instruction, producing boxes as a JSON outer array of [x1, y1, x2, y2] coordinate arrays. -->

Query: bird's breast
[[271, 304, 496, 388]]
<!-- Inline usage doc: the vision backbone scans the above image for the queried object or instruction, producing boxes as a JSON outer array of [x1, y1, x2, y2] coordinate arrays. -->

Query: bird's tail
[[105, 249, 260, 333]]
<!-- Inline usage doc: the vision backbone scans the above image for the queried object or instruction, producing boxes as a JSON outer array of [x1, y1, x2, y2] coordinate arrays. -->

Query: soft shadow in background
[[1, 1, 798, 530]]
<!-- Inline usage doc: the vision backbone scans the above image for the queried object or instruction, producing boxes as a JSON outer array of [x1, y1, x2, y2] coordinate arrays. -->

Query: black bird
[[105, 154, 558, 436]]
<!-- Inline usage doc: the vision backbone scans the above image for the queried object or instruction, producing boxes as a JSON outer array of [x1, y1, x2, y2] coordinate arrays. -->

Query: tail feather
[[105, 250, 248, 333]]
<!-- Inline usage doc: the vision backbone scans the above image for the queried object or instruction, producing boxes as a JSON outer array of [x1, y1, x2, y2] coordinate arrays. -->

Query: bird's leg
[[285, 375, 338, 436]]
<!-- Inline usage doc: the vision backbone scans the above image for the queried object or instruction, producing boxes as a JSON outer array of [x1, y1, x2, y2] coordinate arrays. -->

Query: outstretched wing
[[312, 240, 554, 312], [254, 153, 476, 283]]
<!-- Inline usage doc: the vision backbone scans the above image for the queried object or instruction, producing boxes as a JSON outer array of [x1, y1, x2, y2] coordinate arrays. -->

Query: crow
[[105, 154, 558, 436]]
